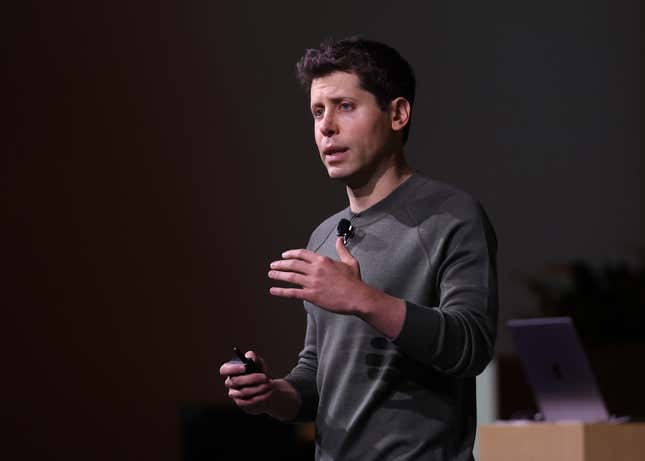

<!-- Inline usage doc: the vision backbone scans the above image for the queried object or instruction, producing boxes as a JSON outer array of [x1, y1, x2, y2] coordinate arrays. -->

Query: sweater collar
[[341, 172, 423, 227]]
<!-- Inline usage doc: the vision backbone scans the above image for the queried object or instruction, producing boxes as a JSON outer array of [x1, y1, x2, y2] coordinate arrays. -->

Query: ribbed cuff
[[283, 375, 319, 422], [392, 300, 442, 365]]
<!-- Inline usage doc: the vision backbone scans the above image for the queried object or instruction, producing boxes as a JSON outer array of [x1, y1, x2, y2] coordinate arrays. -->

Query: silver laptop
[[507, 316, 610, 422]]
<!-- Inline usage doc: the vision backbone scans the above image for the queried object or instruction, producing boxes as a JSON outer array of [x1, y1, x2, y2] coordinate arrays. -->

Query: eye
[[312, 107, 324, 119], [339, 102, 354, 111]]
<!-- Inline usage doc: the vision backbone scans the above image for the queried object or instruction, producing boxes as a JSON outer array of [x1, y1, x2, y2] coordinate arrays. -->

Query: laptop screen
[[507, 316, 609, 422]]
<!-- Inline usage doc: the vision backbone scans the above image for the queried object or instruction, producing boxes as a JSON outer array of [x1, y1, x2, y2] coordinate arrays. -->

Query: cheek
[[356, 119, 388, 151], [354, 108, 386, 133], [313, 128, 323, 148]]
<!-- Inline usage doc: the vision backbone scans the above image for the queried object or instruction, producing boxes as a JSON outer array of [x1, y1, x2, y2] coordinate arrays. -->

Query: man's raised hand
[[268, 237, 367, 315]]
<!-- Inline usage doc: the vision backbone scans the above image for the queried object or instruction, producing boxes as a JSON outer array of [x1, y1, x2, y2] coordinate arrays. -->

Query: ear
[[389, 97, 411, 133]]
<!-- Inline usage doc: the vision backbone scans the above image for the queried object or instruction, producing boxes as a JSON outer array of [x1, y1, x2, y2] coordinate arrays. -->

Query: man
[[220, 37, 498, 460]]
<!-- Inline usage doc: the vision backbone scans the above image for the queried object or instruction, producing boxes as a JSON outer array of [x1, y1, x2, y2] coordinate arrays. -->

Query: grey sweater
[[284, 173, 498, 461]]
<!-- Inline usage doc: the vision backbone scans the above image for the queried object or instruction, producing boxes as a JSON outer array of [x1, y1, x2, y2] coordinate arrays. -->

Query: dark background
[[4, 1, 640, 460]]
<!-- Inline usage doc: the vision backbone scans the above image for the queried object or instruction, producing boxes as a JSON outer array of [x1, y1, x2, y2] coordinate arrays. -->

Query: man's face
[[310, 72, 394, 186]]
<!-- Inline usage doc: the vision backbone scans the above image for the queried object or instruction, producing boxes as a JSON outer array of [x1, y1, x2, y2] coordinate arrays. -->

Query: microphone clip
[[337, 218, 354, 246]]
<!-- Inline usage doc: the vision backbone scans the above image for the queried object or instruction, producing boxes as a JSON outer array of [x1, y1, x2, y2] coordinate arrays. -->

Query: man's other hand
[[219, 351, 302, 421], [219, 351, 272, 415]]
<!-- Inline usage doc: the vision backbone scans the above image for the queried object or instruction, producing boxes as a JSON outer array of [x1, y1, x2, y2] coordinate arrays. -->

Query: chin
[[326, 166, 365, 187], [326, 166, 352, 181]]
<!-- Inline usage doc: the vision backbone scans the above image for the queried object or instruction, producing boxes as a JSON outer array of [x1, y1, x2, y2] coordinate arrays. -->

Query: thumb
[[335, 236, 355, 264], [246, 350, 267, 373]]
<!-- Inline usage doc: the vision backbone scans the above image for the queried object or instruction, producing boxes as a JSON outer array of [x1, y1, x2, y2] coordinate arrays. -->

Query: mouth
[[322, 146, 349, 163]]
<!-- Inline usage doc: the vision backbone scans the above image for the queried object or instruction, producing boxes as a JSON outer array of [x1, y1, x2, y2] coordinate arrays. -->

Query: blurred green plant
[[522, 255, 645, 346]]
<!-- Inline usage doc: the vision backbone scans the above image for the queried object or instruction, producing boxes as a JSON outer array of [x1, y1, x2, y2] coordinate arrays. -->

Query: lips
[[323, 146, 349, 156], [322, 146, 349, 164]]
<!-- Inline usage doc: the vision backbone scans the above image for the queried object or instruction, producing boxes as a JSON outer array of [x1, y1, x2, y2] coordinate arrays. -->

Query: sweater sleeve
[[393, 200, 498, 377], [283, 310, 319, 421]]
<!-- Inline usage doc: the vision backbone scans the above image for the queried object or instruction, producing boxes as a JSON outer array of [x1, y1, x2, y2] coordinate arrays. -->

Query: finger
[[269, 258, 310, 274], [233, 388, 272, 414], [280, 248, 319, 262], [268, 269, 308, 286], [229, 382, 271, 400], [244, 351, 267, 373], [220, 362, 246, 377], [269, 286, 307, 299], [227, 372, 268, 389], [335, 236, 355, 264], [235, 401, 265, 414]]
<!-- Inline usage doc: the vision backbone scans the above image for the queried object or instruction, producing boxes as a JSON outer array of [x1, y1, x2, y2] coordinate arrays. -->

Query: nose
[[319, 112, 337, 137]]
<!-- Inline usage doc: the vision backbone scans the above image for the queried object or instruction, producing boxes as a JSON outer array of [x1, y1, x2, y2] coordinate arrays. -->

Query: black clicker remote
[[232, 346, 261, 374]]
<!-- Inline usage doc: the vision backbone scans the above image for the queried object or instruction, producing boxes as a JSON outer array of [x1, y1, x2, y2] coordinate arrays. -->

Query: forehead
[[310, 71, 366, 103]]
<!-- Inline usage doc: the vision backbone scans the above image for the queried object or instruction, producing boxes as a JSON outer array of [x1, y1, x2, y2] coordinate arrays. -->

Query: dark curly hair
[[296, 36, 416, 143]]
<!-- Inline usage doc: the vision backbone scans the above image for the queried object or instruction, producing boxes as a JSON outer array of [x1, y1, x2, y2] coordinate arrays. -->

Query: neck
[[346, 154, 412, 213]]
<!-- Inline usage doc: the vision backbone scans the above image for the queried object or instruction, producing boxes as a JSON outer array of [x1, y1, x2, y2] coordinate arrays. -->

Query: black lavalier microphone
[[337, 218, 354, 245]]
